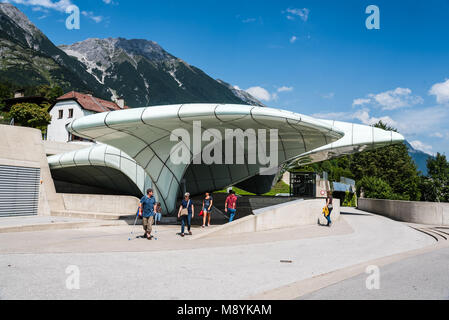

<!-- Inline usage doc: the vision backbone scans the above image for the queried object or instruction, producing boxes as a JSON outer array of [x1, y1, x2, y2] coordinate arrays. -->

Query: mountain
[[59, 38, 257, 107], [0, 4, 264, 108], [0, 3, 111, 99], [405, 141, 433, 176]]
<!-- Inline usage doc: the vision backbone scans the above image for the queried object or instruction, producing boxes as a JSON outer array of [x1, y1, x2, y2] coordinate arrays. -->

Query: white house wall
[[47, 101, 94, 143]]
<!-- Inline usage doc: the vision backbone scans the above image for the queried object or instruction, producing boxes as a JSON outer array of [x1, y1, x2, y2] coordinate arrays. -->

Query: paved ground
[[0, 215, 125, 234], [301, 245, 449, 300], [0, 216, 95, 228], [0, 208, 437, 300]]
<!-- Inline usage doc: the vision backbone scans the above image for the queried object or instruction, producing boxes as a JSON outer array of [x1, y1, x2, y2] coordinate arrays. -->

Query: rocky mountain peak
[[61, 37, 176, 64], [0, 3, 40, 38]]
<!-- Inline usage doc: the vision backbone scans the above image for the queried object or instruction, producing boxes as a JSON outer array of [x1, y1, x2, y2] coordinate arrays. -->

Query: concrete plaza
[[1, 208, 446, 300]]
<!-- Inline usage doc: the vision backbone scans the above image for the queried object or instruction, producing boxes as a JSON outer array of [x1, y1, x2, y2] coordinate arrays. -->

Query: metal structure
[[47, 104, 404, 214], [0, 165, 40, 217]]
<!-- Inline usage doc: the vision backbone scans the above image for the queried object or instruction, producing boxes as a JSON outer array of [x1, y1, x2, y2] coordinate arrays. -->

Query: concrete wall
[[193, 199, 340, 239], [0, 125, 65, 216], [61, 194, 139, 215], [0, 125, 140, 219], [358, 198, 449, 226]]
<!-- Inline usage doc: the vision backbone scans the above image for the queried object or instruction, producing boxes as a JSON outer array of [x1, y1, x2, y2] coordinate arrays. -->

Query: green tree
[[420, 153, 449, 202], [312, 157, 354, 182], [347, 122, 421, 200], [6, 103, 52, 133], [35, 85, 64, 104], [0, 82, 13, 112], [342, 191, 357, 207], [357, 176, 397, 200]]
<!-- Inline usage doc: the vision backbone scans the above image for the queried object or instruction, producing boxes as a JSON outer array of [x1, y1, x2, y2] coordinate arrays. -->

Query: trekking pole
[[153, 214, 158, 240], [128, 210, 139, 241]]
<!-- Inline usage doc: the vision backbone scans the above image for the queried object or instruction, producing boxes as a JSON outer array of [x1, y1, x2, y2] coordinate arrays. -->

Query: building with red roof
[[47, 91, 129, 143]]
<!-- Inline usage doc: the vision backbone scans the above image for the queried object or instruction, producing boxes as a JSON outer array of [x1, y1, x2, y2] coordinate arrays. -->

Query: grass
[[215, 180, 291, 197]]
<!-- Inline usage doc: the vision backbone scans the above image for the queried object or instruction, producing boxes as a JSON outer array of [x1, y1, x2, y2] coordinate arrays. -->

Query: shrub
[[357, 176, 397, 200]]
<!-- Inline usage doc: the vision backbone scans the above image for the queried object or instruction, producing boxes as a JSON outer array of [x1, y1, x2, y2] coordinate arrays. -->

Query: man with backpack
[[224, 190, 238, 222]]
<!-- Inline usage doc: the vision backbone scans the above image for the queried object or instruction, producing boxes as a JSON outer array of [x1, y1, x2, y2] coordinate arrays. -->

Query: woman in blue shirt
[[177, 192, 194, 237]]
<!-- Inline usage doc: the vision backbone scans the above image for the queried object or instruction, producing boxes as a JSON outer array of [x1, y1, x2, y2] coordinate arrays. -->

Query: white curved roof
[[48, 144, 152, 196], [49, 104, 404, 213], [293, 120, 405, 166]]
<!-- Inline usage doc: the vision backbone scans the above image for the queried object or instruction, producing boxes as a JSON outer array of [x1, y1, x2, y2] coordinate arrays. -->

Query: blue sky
[[5, 0, 449, 156]]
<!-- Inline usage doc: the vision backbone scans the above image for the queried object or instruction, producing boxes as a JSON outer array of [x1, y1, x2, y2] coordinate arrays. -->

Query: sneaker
[[188, 231, 192, 235]]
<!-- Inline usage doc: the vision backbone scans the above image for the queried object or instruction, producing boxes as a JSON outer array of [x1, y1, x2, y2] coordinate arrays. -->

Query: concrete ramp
[[191, 199, 340, 239]]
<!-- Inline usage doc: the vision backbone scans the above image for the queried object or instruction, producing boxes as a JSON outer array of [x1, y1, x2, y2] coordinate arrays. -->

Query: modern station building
[[0, 92, 404, 217], [47, 103, 403, 214]]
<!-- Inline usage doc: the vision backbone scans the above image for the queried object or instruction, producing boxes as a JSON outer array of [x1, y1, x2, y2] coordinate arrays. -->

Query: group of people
[[139, 188, 333, 240], [138, 189, 238, 239]]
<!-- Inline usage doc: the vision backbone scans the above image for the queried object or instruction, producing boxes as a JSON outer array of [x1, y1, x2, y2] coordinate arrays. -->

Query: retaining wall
[[62, 194, 140, 215], [358, 198, 449, 226], [192, 198, 340, 239]]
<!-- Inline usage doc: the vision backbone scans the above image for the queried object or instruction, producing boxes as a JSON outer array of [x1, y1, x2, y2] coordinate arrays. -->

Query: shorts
[[203, 207, 211, 214]]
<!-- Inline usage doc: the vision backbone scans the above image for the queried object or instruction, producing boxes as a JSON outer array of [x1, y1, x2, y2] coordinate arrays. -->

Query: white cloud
[[353, 87, 423, 110], [289, 36, 297, 44], [246, 87, 272, 102], [429, 79, 449, 104], [394, 105, 449, 136], [312, 108, 396, 128], [352, 98, 371, 107], [285, 8, 309, 22], [81, 10, 103, 23], [352, 109, 397, 127], [7, 0, 75, 12], [314, 105, 449, 154], [8, 0, 105, 22], [410, 140, 435, 156], [431, 132, 444, 138], [244, 85, 293, 102], [277, 86, 293, 93]]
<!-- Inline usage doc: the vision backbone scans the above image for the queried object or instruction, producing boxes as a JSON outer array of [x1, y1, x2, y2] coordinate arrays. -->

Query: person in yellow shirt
[[325, 191, 333, 227]]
